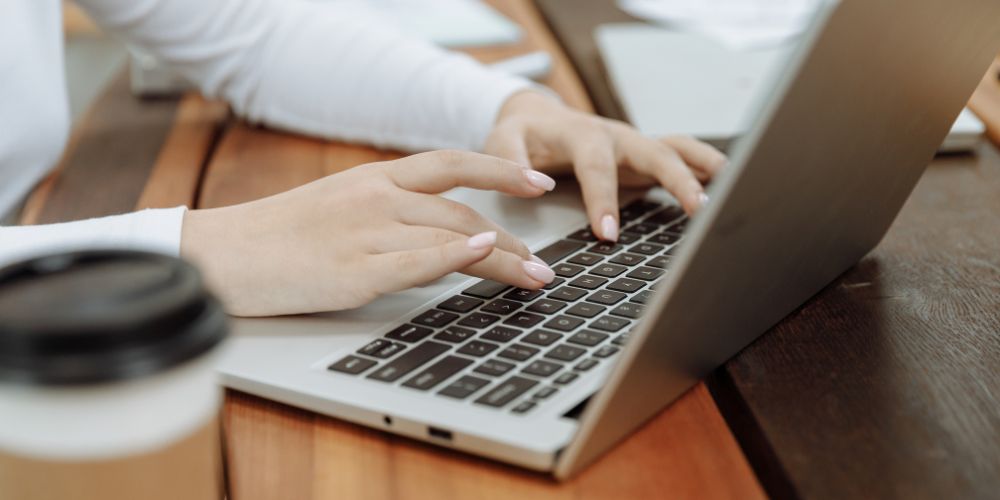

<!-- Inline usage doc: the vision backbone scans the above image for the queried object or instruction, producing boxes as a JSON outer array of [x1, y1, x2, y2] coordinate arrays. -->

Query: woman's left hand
[[485, 91, 728, 242]]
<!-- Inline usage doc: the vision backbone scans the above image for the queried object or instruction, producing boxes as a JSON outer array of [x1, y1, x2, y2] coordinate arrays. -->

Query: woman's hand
[[180, 151, 558, 317], [486, 91, 728, 241]]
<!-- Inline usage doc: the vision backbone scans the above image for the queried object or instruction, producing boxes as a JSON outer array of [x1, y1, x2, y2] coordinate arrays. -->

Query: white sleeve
[[76, 0, 535, 152], [0, 207, 186, 268]]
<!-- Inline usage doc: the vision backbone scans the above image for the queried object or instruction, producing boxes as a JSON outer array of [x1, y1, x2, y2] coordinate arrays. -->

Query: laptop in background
[[596, 23, 986, 153]]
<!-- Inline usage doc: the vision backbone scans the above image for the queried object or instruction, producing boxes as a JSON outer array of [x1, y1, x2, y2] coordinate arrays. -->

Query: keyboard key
[[566, 228, 598, 242], [367, 341, 450, 382], [612, 333, 629, 346], [620, 199, 661, 220], [548, 286, 588, 302], [474, 359, 516, 376], [587, 242, 623, 255], [458, 313, 501, 329], [438, 375, 490, 400], [512, 401, 537, 414], [328, 355, 377, 375], [648, 232, 681, 245], [522, 329, 563, 346], [567, 330, 608, 347], [591, 264, 627, 278], [357, 339, 391, 357], [607, 278, 646, 293], [630, 243, 665, 255], [371, 341, 407, 359], [575, 359, 599, 371], [586, 290, 627, 305], [630, 290, 655, 305], [546, 344, 587, 362], [497, 344, 540, 361], [645, 206, 684, 225], [463, 280, 509, 299], [543, 315, 585, 332], [504, 288, 544, 302], [526, 298, 567, 315], [503, 312, 546, 328], [568, 252, 603, 266], [591, 316, 630, 333], [623, 222, 658, 235], [385, 324, 434, 343], [434, 326, 477, 343], [568, 275, 608, 290], [554, 372, 579, 385], [554, 263, 586, 277], [542, 277, 565, 290], [594, 345, 620, 358], [481, 299, 522, 315], [456, 340, 500, 357], [522, 360, 563, 378], [437, 295, 484, 313], [475, 376, 538, 407], [611, 303, 645, 319], [481, 326, 523, 343], [627, 266, 665, 281], [617, 232, 642, 244], [535, 240, 587, 265], [609, 253, 645, 266], [533, 386, 558, 399], [565, 302, 605, 318], [412, 310, 459, 328], [667, 218, 688, 232], [402, 356, 473, 391], [646, 256, 670, 269]]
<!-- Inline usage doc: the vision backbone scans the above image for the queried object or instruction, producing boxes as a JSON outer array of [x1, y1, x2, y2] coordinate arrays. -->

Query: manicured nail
[[523, 169, 556, 191], [529, 255, 547, 266], [698, 192, 710, 207], [601, 214, 619, 242], [522, 260, 555, 283], [467, 231, 497, 250]]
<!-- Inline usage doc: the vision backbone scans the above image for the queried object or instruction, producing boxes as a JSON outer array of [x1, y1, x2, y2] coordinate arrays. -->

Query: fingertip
[[600, 214, 619, 242], [523, 168, 556, 192], [467, 231, 498, 250]]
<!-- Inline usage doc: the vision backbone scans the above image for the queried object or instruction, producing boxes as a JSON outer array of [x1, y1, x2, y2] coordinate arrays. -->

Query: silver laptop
[[216, 0, 1000, 479]]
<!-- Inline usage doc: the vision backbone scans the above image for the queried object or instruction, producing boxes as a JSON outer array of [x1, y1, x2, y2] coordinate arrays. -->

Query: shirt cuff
[[0, 207, 188, 268]]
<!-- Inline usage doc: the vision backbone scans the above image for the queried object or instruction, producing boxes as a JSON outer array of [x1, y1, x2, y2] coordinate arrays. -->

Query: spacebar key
[[534, 240, 586, 265], [367, 341, 450, 382]]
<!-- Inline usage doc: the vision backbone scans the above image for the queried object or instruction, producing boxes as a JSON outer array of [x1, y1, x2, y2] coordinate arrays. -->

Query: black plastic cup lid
[[0, 250, 227, 386]]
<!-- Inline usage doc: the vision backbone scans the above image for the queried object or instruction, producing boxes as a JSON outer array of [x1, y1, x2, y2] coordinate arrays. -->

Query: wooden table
[[23, 1, 1000, 498]]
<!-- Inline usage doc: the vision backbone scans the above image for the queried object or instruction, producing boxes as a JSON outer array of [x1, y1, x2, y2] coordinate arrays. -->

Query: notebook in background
[[596, 23, 985, 153]]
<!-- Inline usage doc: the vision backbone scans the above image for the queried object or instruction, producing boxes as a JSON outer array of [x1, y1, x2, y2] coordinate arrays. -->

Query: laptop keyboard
[[327, 198, 686, 415]]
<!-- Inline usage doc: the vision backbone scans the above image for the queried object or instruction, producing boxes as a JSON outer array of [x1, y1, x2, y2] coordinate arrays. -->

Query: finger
[[660, 135, 728, 181], [568, 131, 620, 242], [393, 194, 531, 259], [484, 122, 532, 168], [382, 150, 554, 196], [370, 231, 498, 294], [616, 128, 707, 214], [463, 249, 553, 290]]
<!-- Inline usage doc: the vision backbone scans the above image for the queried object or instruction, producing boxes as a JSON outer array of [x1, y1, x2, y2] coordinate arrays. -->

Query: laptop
[[594, 22, 987, 153], [216, 0, 1000, 479]]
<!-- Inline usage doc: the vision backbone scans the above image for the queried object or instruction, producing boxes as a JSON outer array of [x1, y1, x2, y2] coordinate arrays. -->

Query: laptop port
[[427, 426, 453, 441]]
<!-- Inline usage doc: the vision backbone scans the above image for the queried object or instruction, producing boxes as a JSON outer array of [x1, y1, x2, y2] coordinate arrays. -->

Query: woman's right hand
[[180, 150, 558, 317]]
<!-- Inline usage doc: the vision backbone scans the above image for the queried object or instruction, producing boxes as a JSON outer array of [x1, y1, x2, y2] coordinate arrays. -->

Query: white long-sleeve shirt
[[0, 0, 531, 266]]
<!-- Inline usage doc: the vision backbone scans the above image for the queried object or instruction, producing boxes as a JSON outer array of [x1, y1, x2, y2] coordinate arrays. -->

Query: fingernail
[[530, 255, 547, 266], [467, 231, 497, 250], [698, 192, 710, 207], [522, 260, 555, 283], [601, 214, 619, 241], [523, 169, 556, 191]]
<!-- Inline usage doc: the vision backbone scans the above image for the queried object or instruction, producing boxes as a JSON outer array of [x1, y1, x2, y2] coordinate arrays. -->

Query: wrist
[[496, 90, 562, 123]]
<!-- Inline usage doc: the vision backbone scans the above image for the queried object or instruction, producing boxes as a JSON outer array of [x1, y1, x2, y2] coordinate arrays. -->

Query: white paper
[[618, 0, 822, 50]]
